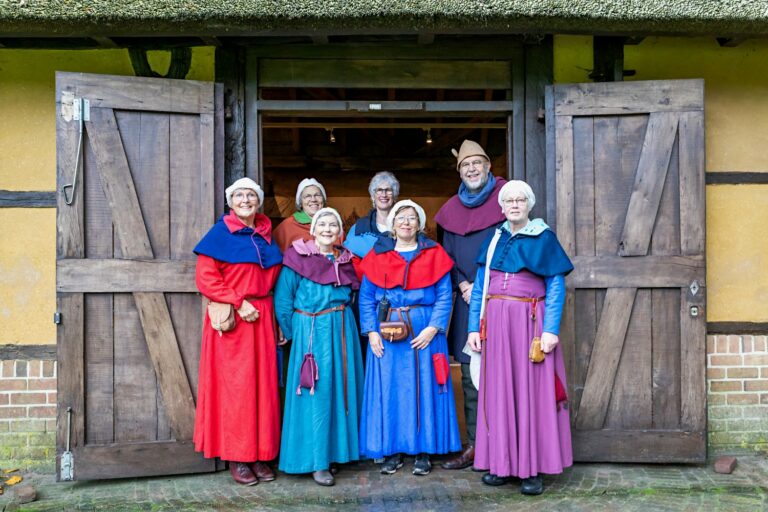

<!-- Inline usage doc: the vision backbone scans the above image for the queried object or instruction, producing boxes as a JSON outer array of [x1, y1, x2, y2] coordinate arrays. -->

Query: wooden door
[[547, 80, 706, 462], [55, 72, 224, 479]]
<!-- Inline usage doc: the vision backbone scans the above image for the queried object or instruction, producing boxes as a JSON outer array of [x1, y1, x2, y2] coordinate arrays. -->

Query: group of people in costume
[[192, 139, 574, 495]]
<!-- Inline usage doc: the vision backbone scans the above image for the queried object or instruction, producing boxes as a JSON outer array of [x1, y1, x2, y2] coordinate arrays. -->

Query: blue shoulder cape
[[476, 220, 573, 277], [193, 215, 282, 268]]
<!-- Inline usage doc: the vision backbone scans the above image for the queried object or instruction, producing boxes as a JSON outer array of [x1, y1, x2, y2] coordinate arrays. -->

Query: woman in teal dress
[[274, 207, 364, 486]]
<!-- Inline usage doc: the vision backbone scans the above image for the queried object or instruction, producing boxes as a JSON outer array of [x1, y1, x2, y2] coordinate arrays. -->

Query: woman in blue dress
[[274, 207, 364, 486], [358, 199, 462, 476]]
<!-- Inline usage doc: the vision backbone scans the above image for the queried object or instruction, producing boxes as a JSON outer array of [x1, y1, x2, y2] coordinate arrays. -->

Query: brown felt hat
[[451, 139, 490, 170]]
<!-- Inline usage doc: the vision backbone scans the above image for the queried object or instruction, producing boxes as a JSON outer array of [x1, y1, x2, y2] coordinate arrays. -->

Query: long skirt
[[193, 296, 280, 462], [474, 270, 572, 478], [279, 307, 364, 473], [360, 306, 462, 458]]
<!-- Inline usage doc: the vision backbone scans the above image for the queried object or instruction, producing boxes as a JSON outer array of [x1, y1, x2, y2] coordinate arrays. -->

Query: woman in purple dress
[[466, 180, 574, 495]]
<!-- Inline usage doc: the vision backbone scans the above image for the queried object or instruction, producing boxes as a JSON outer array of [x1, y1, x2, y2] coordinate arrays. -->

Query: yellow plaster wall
[[0, 209, 56, 344], [554, 36, 768, 322], [0, 47, 214, 344]]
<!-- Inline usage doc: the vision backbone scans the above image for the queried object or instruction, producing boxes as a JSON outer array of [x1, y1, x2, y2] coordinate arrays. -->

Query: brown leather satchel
[[380, 309, 411, 342], [207, 301, 235, 336]]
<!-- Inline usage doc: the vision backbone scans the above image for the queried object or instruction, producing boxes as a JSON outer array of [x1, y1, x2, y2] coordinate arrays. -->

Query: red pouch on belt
[[432, 353, 450, 393]]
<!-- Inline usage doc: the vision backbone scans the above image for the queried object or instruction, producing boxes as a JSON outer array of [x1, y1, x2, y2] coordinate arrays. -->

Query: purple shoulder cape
[[282, 239, 360, 290], [435, 177, 507, 236]]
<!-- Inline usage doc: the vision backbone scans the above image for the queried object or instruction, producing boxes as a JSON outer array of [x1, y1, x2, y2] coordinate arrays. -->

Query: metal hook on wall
[[61, 97, 88, 206]]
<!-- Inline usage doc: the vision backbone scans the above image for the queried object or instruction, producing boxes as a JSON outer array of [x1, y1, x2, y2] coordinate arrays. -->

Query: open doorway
[[258, 87, 512, 236]]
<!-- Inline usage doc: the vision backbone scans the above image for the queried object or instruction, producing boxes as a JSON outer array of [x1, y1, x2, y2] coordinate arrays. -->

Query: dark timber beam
[[216, 46, 247, 186], [91, 36, 119, 48], [590, 36, 636, 82], [717, 36, 748, 47], [0, 190, 56, 208], [417, 32, 435, 45], [200, 36, 222, 47]]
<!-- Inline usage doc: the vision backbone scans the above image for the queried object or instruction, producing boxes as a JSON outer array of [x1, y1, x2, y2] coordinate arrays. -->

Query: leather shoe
[[230, 462, 259, 486], [521, 475, 544, 495], [482, 473, 512, 486], [441, 444, 474, 470], [249, 461, 275, 482], [312, 469, 335, 486]]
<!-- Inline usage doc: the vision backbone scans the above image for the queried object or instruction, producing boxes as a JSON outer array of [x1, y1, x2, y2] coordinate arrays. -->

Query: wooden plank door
[[55, 72, 224, 479], [547, 79, 706, 462]]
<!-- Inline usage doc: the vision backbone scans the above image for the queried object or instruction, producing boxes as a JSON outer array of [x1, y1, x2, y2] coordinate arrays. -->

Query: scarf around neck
[[293, 211, 312, 224], [458, 174, 497, 208]]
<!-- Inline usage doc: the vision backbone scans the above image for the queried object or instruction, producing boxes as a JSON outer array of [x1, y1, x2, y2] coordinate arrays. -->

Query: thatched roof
[[1, 1, 768, 38]]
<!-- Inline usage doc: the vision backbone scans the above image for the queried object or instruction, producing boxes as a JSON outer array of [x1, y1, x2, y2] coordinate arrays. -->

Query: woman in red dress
[[193, 178, 283, 485]]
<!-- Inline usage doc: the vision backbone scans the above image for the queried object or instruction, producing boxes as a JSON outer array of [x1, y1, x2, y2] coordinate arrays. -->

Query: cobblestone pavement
[[1, 455, 767, 511]]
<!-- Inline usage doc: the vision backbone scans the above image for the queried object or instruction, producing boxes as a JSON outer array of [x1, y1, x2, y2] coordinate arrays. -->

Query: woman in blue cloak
[[357, 200, 462, 476]]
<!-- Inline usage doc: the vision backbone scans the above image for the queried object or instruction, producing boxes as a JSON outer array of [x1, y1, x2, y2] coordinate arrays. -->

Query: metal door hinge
[[53, 311, 61, 324], [60, 92, 90, 122]]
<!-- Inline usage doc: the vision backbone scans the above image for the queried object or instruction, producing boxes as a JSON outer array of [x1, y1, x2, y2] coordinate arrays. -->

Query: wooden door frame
[[215, 36, 553, 220]]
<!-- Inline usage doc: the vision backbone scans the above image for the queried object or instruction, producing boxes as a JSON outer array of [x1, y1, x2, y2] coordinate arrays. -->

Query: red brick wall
[[707, 335, 768, 454], [0, 359, 57, 460]]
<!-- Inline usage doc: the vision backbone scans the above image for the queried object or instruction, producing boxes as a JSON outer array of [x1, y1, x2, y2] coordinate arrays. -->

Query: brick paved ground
[[1, 455, 767, 511]]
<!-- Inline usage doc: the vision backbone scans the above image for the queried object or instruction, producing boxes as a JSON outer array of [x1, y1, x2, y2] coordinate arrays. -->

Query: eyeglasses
[[374, 188, 394, 196], [502, 198, 528, 206], [459, 159, 486, 171], [394, 215, 418, 224], [233, 191, 259, 201]]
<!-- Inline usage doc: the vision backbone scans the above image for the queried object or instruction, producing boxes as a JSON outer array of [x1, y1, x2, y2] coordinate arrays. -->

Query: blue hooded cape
[[193, 214, 282, 268]]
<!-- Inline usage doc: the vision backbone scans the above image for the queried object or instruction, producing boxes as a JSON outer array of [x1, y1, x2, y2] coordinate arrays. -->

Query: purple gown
[[474, 269, 572, 478]]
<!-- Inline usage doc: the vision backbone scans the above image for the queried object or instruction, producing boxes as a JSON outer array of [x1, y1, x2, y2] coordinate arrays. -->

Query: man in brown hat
[[435, 140, 506, 470]]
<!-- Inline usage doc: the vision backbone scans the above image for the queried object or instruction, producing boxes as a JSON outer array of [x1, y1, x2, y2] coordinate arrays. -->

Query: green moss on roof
[[1, 1, 768, 37]]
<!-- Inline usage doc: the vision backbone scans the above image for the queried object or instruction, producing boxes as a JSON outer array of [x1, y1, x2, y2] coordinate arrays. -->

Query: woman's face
[[300, 185, 325, 217], [393, 207, 419, 243], [501, 189, 531, 226], [231, 188, 260, 220], [371, 183, 395, 212], [313, 214, 341, 248]]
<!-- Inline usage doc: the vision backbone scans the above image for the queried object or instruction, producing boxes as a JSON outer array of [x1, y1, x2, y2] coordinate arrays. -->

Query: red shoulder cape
[[359, 244, 454, 290]]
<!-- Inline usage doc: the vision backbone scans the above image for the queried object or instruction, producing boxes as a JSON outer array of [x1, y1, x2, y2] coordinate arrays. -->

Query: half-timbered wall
[[555, 35, 768, 455], [2, 35, 768, 461]]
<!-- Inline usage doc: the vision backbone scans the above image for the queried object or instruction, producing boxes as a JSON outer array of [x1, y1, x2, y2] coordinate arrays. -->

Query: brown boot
[[249, 461, 276, 482], [230, 462, 259, 485], [441, 444, 474, 470]]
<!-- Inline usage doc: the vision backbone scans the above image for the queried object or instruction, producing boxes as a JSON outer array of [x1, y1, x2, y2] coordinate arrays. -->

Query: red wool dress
[[193, 250, 281, 462]]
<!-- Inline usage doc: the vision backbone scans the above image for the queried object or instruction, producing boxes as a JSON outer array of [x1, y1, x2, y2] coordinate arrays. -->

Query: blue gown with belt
[[358, 245, 462, 457]]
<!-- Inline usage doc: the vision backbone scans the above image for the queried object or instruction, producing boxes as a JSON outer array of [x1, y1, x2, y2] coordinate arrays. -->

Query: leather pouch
[[380, 309, 409, 342], [529, 336, 545, 363], [207, 301, 235, 337]]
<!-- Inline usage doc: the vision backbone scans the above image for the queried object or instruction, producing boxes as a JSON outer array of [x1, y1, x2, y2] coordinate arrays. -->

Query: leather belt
[[295, 305, 349, 414]]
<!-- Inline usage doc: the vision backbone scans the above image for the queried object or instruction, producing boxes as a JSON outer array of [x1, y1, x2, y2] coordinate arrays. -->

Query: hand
[[237, 300, 259, 322], [411, 326, 438, 350], [369, 332, 384, 358], [541, 332, 559, 353], [467, 332, 482, 352], [277, 325, 288, 346], [459, 281, 473, 305]]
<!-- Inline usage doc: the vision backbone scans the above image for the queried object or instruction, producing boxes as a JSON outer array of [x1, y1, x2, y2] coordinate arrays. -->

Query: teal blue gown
[[274, 265, 364, 473]]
